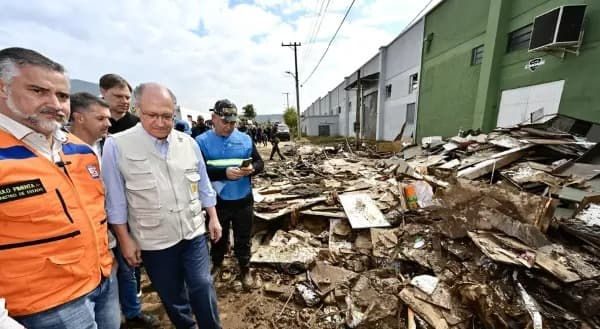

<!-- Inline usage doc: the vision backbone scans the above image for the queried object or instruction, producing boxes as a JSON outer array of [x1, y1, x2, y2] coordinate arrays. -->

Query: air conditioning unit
[[528, 5, 587, 52]]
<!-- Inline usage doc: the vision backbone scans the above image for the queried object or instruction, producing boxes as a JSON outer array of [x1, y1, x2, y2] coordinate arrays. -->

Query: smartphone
[[240, 158, 253, 168]]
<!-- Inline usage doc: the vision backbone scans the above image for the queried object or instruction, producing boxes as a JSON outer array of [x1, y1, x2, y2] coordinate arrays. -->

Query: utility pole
[[282, 42, 301, 139], [355, 70, 361, 149], [282, 92, 290, 109]]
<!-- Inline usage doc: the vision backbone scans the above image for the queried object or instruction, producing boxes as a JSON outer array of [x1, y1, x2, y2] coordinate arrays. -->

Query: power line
[[402, 0, 435, 34], [302, 0, 356, 86], [301, 0, 330, 67]]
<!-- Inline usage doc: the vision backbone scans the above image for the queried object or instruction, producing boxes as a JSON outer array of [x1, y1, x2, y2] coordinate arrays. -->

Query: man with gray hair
[[0, 47, 119, 328], [102, 82, 223, 328]]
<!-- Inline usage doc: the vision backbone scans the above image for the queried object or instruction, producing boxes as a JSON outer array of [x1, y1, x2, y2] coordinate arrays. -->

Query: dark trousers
[[269, 142, 284, 160], [141, 235, 221, 329], [113, 243, 142, 319], [211, 203, 254, 268]]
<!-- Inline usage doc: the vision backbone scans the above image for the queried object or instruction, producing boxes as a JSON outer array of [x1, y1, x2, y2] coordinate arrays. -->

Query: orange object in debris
[[403, 184, 418, 209]]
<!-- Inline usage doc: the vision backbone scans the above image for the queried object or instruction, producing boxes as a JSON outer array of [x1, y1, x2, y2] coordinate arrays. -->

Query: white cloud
[[0, 0, 438, 115]]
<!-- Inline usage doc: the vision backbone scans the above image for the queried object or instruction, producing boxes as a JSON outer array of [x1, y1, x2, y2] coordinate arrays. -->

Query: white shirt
[[0, 113, 67, 162]]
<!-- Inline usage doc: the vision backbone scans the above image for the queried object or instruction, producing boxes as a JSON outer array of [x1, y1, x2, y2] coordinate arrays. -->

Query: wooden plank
[[300, 210, 347, 219], [399, 287, 450, 329], [254, 197, 326, 221], [457, 145, 534, 179], [376, 141, 401, 153]]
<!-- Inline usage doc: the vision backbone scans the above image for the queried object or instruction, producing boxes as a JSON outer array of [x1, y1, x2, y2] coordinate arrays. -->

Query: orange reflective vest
[[0, 130, 113, 316]]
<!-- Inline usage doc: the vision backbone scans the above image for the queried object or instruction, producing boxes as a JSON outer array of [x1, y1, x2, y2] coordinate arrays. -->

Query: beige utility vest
[[114, 125, 205, 250]]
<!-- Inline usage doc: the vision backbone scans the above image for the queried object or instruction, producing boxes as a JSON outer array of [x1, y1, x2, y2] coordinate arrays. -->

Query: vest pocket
[[185, 171, 201, 201], [125, 155, 152, 174], [125, 180, 160, 208], [0, 191, 62, 221], [188, 199, 204, 230], [132, 209, 168, 240]]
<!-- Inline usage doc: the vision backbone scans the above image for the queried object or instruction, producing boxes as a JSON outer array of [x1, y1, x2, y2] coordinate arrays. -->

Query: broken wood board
[[439, 179, 551, 228], [457, 144, 534, 179], [436, 207, 549, 248], [371, 228, 400, 258], [467, 231, 536, 267], [559, 186, 587, 203], [469, 231, 600, 282], [310, 262, 358, 294], [338, 192, 390, 229], [328, 219, 353, 253], [409, 283, 471, 327], [300, 210, 347, 219], [250, 244, 319, 268], [254, 196, 326, 221], [554, 163, 600, 181], [536, 244, 600, 283], [376, 141, 401, 153], [399, 287, 467, 329]]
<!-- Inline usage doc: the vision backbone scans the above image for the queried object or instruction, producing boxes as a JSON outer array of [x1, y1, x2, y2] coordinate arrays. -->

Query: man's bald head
[[134, 82, 175, 139]]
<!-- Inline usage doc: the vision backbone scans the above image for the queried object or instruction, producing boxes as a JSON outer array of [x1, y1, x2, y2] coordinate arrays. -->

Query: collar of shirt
[[0, 112, 67, 143], [140, 126, 171, 158]]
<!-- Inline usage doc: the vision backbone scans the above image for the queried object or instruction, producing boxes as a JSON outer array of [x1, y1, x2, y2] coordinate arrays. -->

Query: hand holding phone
[[240, 158, 252, 168]]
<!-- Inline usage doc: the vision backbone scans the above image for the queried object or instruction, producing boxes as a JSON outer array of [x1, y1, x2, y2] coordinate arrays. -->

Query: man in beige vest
[[102, 82, 222, 329]]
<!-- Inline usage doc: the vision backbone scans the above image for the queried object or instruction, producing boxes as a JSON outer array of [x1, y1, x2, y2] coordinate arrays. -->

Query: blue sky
[[0, 0, 440, 115]]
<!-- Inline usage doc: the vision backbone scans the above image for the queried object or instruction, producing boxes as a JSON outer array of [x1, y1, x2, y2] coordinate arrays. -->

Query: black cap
[[211, 99, 238, 122]]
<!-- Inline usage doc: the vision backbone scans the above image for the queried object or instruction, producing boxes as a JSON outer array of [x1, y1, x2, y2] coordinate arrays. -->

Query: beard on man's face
[[6, 92, 67, 134]]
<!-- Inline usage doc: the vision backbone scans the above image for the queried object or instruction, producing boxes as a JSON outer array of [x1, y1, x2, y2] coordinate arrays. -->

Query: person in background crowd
[[103, 82, 222, 329], [100, 73, 138, 134], [237, 118, 248, 133], [264, 125, 271, 147], [269, 124, 284, 160], [174, 120, 186, 132], [0, 47, 119, 329], [196, 99, 264, 289], [191, 114, 210, 138]]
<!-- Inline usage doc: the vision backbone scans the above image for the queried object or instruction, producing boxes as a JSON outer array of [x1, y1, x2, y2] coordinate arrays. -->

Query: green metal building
[[417, 0, 600, 139]]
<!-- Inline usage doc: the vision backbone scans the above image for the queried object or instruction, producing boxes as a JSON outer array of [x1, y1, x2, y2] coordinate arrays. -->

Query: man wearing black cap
[[195, 99, 264, 288]]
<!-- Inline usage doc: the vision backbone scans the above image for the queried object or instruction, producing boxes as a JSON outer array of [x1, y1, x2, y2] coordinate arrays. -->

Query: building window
[[507, 24, 533, 52], [385, 84, 392, 98], [471, 45, 484, 65], [406, 103, 416, 124], [409, 74, 418, 94]]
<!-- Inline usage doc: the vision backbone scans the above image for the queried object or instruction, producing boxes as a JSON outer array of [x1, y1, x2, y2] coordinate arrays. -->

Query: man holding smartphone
[[196, 99, 264, 288]]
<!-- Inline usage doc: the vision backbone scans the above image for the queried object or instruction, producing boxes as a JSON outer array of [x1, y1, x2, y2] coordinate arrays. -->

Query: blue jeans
[[113, 244, 142, 319], [141, 235, 221, 329], [15, 270, 120, 329]]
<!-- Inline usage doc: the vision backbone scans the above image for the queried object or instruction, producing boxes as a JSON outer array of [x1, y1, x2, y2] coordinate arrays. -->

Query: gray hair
[[133, 83, 177, 110], [70, 92, 109, 121], [0, 47, 66, 85]]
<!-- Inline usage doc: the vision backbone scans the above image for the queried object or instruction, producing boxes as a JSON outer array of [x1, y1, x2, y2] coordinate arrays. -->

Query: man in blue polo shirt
[[195, 99, 264, 288]]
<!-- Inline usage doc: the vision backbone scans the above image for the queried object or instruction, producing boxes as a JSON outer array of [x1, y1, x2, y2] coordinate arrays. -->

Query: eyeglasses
[[141, 112, 174, 121]]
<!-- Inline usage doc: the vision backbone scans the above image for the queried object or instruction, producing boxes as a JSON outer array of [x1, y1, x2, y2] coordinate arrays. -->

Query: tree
[[283, 107, 298, 137], [242, 104, 256, 120]]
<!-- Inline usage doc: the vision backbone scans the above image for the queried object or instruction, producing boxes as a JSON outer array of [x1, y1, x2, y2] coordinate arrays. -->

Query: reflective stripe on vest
[[196, 130, 253, 200], [206, 158, 247, 167], [0, 130, 112, 316]]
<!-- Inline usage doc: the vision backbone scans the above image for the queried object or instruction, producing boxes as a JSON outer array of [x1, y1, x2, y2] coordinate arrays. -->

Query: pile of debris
[[225, 120, 600, 328]]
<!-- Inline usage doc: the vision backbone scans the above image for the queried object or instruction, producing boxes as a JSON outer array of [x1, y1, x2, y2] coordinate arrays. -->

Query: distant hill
[[70, 79, 99, 95], [255, 114, 283, 123]]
